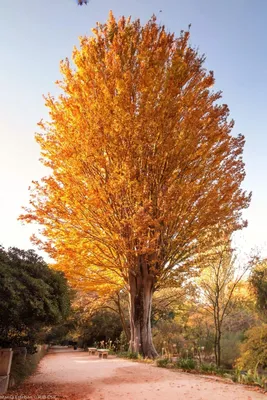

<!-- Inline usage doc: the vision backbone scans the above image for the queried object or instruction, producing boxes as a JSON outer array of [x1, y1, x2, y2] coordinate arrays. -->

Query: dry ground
[[10, 347, 266, 400]]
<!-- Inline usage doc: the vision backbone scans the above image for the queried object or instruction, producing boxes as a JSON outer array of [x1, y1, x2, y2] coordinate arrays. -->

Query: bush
[[236, 324, 267, 371], [156, 358, 170, 368], [176, 358, 196, 370], [233, 370, 267, 388], [199, 363, 217, 373]]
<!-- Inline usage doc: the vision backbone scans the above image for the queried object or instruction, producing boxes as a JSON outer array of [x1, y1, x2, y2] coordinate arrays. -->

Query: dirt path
[[10, 348, 266, 400]]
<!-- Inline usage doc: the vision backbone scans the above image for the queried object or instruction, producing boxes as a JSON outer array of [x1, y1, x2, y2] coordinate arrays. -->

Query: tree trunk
[[128, 267, 158, 359], [214, 328, 222, 367], [214, 333, 218, 367], [115, 294, 130, 342], [217, 330, 221, 367]]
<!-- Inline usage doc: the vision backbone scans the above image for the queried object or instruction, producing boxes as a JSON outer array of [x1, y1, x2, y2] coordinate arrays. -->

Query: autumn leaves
[[20, 13, 250, 357]]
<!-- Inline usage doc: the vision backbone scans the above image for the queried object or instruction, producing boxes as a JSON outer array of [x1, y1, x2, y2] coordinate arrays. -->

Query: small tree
[[198, 242, 255, 367]]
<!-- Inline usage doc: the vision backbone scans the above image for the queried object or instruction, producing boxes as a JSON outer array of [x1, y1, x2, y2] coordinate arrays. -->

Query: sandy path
[[10, 348, 266, 400]]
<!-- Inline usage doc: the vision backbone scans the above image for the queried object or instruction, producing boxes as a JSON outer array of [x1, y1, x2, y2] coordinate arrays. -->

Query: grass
[[117, 351, 139, 359], [232, 370, 267, 389], [156, 358, 170, 368]]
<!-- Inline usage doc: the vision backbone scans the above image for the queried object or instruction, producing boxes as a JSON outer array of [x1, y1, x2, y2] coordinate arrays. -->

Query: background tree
[[250, 260, 267, 317], [75, 309, 123, 348], [73, 289, 130, 342], [21, 13, 250, 358], [236, 324, 267, 372], [197, 242, 255, 366], [152, 286, 193, 325], [0, 246, 71, 349], [236, 260, 267, 372]]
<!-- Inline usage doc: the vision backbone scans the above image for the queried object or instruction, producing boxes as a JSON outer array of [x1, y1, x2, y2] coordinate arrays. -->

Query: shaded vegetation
[[0, 246, 71, 349]]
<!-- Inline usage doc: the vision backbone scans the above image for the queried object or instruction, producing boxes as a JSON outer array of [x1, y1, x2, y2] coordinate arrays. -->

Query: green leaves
[[0, 246, 71, 348]]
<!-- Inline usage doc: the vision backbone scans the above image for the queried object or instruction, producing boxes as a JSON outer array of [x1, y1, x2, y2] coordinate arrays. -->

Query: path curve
[[11, 348, 266, 400]]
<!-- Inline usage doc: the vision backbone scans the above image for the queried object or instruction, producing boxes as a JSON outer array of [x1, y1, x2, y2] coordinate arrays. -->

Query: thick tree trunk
[[128, 268, 158, 359]]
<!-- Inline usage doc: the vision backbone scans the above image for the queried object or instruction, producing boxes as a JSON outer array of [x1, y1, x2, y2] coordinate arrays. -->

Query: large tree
[[21, 13, 250, 358]]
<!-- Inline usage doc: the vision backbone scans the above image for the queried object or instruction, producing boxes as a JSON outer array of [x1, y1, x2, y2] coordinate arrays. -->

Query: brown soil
[[10, 347, 266, 400]]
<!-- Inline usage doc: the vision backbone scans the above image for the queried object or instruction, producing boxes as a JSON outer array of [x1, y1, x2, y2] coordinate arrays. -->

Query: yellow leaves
[[20, 12, 250, 295], [91, 28, 98, 37]]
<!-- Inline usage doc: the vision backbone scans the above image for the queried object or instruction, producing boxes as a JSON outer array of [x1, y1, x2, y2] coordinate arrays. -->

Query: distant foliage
[[75, 309, 123, 347]]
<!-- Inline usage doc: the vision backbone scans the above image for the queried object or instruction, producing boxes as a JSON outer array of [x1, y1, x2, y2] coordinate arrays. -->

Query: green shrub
[[176, 358, 196, 370], [156, 358, 170, 368], [220, 331, 243, 368], [199, 363, 217, 373]]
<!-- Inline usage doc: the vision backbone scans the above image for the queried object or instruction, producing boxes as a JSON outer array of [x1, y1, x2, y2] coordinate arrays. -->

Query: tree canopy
[[0, 246, 71, 348], [21, 12, 250, 357]]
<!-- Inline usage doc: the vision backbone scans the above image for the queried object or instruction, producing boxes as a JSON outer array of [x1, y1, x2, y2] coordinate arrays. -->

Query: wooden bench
[[97, 349, 109, 359], [87, 347, 97, 355]]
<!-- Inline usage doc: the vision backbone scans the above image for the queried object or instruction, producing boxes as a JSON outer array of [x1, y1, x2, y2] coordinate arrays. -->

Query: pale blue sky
[[0, 0, 266, 258]]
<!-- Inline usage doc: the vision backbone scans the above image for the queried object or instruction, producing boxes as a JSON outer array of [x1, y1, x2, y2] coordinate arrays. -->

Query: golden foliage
[[20, 12, 250, 294], [236, 323, 267, 370]]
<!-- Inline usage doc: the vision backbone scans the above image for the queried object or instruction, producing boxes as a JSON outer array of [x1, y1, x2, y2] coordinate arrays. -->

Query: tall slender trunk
[[217, 334, 221, 367], [217, 329, 221, 367], [214, 324, 222, 367], [128, 262, 158, 359], [115, 294, 130, 342], [214, 289, 222, 367], [214, 333, 218, 366]]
